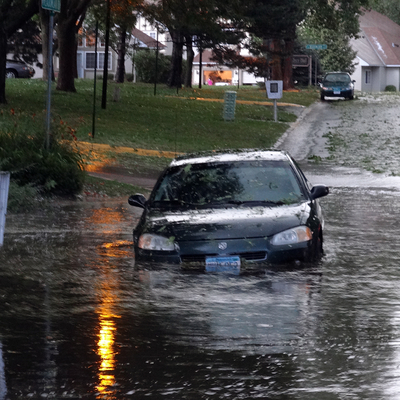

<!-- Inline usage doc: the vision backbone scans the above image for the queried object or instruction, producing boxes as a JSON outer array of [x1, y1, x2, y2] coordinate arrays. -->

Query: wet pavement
[[2, 95, 400, 399]]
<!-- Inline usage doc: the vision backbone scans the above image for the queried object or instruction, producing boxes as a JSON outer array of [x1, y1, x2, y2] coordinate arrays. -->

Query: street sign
[[293, 55, 310, 67], [42, 0, 60, 12], [306, 44, 327, 50]]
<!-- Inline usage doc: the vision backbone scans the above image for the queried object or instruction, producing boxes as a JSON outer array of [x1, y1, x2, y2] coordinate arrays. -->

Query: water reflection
[[5, 186, 400, 398], [96, 289, 119, 397], [0, 342, 6, 400]]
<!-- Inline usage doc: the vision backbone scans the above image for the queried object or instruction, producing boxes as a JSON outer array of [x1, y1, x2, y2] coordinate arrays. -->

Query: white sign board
[[266, 80, 283, 99]]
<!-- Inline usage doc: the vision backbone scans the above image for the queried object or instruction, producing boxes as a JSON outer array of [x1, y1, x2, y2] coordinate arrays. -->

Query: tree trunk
[[56, 21, 77, 92], [184, 35, 194, 88], [168, 29, 183, 88], [282, 45, 295, 90], [0, 25, 7, 104], [115, 28, 127, 83]]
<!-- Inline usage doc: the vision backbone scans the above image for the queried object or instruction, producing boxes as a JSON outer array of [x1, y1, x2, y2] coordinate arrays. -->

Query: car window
[[152, 161, 305, 207], [323, 73, 351, 85]]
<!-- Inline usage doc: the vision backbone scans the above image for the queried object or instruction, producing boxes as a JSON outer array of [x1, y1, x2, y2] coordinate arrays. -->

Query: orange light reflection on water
[[96, 289, 121, 398], [86, 205, 134, 398]]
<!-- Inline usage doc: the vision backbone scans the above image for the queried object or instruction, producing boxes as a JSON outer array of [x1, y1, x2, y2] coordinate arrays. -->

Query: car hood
[[142, 203, 312, 241]]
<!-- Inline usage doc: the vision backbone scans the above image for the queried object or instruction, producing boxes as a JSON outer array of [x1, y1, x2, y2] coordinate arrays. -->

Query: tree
[[0, 0, 38, 103], [56, 0, 92, 92], [298, 24, 357, 76], [370, 0, 400, 25], [7, 19, 42, 66], [141, 0, 244, 88], [87, 0, 139, 84], [243, 0, 369, 89]]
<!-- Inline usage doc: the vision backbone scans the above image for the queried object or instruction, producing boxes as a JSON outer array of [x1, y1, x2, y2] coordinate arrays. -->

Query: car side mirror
[[128, 194, 147, 209], [310, 185, 329, 200]]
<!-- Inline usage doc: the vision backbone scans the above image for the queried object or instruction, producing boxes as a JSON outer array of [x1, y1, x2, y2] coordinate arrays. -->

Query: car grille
[[181, 251, 267, 263]]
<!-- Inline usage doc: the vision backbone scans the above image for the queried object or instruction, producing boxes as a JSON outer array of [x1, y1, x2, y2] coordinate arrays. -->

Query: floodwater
[[2, 96, 400, 399]]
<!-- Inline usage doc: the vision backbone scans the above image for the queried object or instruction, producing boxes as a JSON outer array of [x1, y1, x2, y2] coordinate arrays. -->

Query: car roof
[[170, 149, 291, 167], [324, 72, 350, 76]]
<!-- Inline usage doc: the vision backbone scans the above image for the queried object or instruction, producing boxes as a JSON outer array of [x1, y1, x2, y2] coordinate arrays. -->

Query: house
[[76, 25, 166, 79], [192, 49, 263, 87], [351, 9, 400, 92]]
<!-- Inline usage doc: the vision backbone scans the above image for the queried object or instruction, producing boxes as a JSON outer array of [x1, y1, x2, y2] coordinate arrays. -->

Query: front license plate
[[205, 256, 241, 273], [333, 90, 341, 95]]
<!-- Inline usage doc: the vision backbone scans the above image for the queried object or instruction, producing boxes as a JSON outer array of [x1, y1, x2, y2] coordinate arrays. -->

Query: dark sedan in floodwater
[[320, 72, 354, 101], [128, 149, 329, 273]]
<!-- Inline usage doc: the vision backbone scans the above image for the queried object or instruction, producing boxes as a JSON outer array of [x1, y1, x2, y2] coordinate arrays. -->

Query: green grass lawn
[[1, 79, 318, 201], [2, 79, 318, 153]]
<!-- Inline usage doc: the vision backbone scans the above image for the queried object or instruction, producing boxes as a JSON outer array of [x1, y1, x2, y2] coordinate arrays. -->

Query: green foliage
[[6, 181, 41, 212], [298, 18, 358, 75], [0, 109, 85, 195], [134, 50, 171, 84], [370, 0, 400, 25], [385, 85, 397, 92]]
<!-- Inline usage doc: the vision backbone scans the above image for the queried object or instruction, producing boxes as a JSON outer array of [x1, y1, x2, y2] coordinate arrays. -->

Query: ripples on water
[[1, 189, 400, 399]]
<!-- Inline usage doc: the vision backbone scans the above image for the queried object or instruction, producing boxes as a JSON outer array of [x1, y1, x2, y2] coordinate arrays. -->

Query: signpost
[[305, 44, 327, 86], [0, 172, 10, 246], [42, 0, 60, 149], [266, 80, 283, 122]]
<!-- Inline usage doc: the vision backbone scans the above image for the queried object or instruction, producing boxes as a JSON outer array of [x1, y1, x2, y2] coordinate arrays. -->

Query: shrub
[[0, 110, 85, 196], [125, 73, 134, 82], [6, 182, 41, 212], [385, 85, 397, 92], [133, 49, 171, 84]]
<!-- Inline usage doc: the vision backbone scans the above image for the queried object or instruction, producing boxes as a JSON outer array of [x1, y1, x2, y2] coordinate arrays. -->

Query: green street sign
[[306, 44, 327, 50], [42, 0, 60, 12]]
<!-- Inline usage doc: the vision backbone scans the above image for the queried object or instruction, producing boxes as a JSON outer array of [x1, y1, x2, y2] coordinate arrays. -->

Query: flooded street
[[2, 96, 400, 399]]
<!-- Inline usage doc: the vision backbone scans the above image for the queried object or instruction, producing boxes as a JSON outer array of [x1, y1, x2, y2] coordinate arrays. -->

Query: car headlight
[[138, 234, 177, 251], [271, 226, 312, 245]]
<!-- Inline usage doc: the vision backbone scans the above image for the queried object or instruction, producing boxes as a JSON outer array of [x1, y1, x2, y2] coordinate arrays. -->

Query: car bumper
[[135, 241, 313, 271], [321, 89, 353, 98]]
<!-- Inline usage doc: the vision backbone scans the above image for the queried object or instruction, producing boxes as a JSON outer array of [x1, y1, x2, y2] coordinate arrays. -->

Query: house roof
[[193, 49, 215, 64], [131, 28, 166, 49], [354, 9, 400, 67]]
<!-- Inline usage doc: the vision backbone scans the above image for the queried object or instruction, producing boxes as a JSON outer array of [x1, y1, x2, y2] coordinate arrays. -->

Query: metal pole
[[154, 28, 159, 96], [101, 0, 111, 109], [45, 11, 54, 149], [198, 42, 202, 88], [314, 54, 317, 86], [0, 172, 10, 247], [92, 21, 98, 139], [274, 99, 277, 122]]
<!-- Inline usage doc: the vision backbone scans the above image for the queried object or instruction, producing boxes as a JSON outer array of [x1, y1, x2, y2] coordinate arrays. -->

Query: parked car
[[6, 60, 35, 79], [320, 72, 354, 100], [128, 149, 329, 273]]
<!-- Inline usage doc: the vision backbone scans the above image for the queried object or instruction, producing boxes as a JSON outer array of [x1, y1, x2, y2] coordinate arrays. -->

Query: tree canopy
[[0, 0, 38, 103]]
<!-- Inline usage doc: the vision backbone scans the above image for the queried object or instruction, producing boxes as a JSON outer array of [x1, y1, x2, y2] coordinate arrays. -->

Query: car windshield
[[152, 160, 305, 208], [323, 73, 351, 85]]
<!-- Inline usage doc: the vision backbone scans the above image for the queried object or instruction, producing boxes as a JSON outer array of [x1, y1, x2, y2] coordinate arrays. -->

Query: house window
[[85, 52, 112, 69], [365, 70, 371, 84], [149, 32, 156, 39]]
